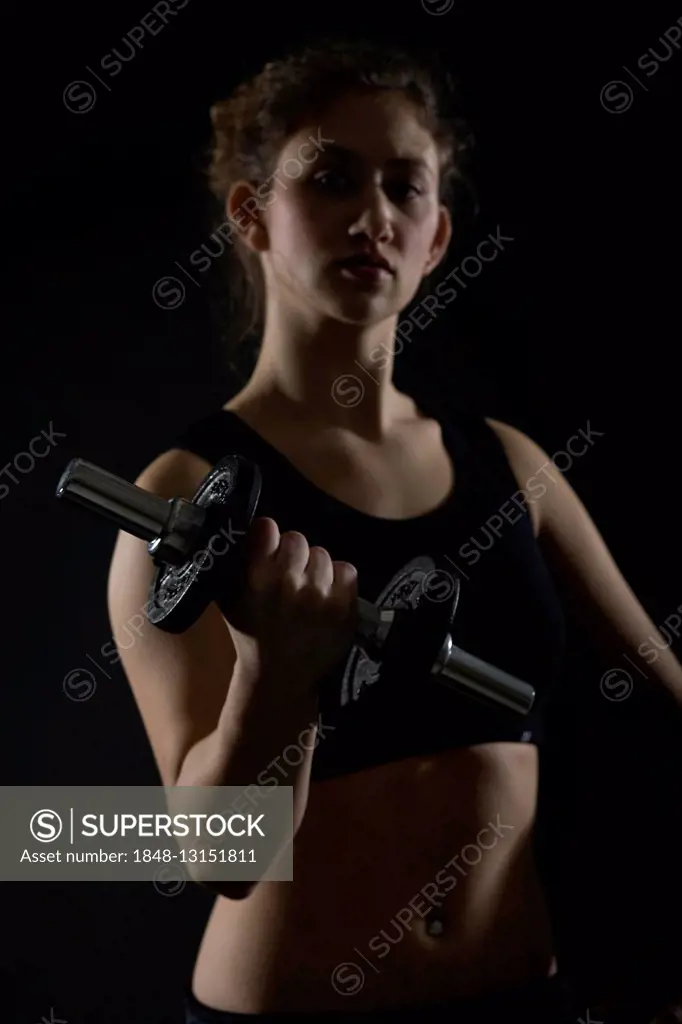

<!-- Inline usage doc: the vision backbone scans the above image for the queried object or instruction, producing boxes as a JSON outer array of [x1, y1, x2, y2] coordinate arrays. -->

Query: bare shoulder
[[134, 446, 215, 500], [483, 417, 546, 465], [107, 447, 216, 602], [483, 418, 549, 537], [107, 444, 217, 637]]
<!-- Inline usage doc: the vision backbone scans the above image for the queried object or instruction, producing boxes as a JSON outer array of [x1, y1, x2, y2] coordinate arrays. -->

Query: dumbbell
[[55, 455, 536, 716]]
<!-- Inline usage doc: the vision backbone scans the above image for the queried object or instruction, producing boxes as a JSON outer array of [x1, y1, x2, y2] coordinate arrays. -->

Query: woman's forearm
[[174, 661, 320, 897]]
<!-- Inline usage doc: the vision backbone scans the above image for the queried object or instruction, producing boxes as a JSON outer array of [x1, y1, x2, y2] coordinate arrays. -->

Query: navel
[[423, 906, 446, 938]]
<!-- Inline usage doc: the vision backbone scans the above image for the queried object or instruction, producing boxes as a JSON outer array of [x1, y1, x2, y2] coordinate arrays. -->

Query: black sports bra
[[171, 397, 566, 782]]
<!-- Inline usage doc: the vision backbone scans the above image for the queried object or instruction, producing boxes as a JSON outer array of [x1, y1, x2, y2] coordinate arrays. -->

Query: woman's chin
[[325, 290, 397, 325]]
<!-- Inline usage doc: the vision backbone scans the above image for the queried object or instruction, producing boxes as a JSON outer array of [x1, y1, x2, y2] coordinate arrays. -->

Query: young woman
[[107, 37, 682, 1024]]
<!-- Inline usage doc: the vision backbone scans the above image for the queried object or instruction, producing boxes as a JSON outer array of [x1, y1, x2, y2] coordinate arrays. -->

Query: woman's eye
[[312, 170, 351, 191], [387, 182, 424, 202], [311, 172, 424, 202]]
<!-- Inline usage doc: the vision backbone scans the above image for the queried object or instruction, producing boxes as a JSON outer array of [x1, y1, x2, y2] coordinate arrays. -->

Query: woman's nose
[[349, 188, 394, 244]]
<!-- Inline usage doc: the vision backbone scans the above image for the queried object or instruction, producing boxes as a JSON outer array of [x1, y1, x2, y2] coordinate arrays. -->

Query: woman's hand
[[222, 517, 359, 703]]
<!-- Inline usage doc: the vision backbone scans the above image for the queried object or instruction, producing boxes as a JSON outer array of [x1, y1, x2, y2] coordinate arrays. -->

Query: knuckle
[[281, 530, 307, 547], [298, 577, 327, 603], [277, 568, 301, 593], [308, 545, 330, 560], [246, 558, 269, 591], [333, 560, 358, 585], [325, 584, 352, 614]]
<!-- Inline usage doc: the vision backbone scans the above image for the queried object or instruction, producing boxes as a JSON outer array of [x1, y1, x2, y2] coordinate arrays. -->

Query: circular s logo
[[153, 864, 187, 896], [599, 81, 634, 114], [152, 276, 186, 310], [63, 80, 97, 114], [63, 668, 97, 701], [331, 961, 365, 995], [600, 668, 634, 701], [332, 374, 365, 408], [30, 809, 64, 842], [421, 568, 456, 603]]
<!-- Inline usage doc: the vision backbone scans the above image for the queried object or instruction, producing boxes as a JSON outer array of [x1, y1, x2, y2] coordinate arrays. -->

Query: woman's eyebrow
[[318, 144, 433, 175]]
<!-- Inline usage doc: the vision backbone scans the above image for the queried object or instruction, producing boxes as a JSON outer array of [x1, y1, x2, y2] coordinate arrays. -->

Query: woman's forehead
[[283, 91, 438, 169]]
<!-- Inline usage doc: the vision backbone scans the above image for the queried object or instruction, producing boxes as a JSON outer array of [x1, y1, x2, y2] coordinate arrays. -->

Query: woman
[[107, 37, 682, 1023]]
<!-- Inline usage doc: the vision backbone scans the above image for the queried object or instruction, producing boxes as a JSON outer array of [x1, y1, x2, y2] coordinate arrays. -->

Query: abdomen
[[191, 742, 556, 1013]]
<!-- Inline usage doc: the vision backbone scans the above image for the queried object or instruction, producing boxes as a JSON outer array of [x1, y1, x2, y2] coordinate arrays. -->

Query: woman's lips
[[337, 262, 393, 285]]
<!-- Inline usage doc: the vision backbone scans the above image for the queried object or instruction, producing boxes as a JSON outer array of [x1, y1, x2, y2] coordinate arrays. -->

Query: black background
[[3, 1, 682, 1021]]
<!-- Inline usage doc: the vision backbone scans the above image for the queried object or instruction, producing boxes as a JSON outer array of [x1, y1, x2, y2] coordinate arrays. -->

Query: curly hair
[[203, 34, 477, 373]]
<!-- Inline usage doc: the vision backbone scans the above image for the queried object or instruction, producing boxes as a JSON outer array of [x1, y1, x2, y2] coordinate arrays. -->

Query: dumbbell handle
[[354, 597, 534, 714], [57, 459, 535, 716]]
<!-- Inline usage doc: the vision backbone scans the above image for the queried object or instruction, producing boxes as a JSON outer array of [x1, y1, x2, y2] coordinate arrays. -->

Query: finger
[[331, 561, 358, 590], [274, 531, 310, 582], [247, 518, 281, 589], [305, 547, 334, 594], [330, 561, 358, 619]]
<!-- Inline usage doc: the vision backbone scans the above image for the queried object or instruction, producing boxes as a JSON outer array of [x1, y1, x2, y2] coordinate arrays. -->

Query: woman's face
[[256, 89, 451, 325]]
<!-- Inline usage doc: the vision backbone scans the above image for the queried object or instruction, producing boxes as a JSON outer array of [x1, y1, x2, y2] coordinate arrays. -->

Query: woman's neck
[[238, 315, 414, 440]]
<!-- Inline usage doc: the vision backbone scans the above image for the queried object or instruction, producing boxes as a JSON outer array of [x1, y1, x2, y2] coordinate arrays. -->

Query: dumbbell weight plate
[[378, 561, 461, 689], [147, 455, 262, 633]]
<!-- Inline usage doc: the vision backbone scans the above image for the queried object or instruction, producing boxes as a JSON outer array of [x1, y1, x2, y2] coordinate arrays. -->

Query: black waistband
[[183, 972, 582, 1023]]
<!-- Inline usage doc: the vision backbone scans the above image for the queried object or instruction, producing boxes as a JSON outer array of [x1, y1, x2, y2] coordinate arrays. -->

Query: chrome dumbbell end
[[56, 458, 171, 541], [55, 458, 206, 565], [432, 634, 536, 715], [355, 597, 535, 717]]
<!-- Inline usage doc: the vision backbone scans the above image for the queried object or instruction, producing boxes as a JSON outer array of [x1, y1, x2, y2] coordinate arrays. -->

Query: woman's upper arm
[[487, 417, 682, 706], [106, 448, 238, 787]]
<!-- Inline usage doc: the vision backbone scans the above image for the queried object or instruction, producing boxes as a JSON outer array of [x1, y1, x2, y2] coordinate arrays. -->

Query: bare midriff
[[191, 741, 556, 1013]]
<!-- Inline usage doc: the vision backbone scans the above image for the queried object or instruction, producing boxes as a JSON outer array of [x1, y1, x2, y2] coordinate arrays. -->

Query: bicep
[[538, 470, 643, 648], [106, 450, 238, 787]]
